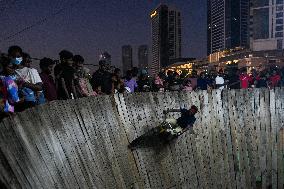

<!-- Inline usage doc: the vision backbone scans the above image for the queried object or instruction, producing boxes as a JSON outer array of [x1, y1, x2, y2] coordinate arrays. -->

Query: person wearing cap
[[39, 58, 57, 101]]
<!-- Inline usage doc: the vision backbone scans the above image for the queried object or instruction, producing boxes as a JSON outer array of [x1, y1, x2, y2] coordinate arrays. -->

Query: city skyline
[[207, 0, 250, 55], [0, 0, 207, 68]]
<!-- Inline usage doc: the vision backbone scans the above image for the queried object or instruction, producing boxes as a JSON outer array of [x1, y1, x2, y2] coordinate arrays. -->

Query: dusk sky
[[0, 0, 207, 69]]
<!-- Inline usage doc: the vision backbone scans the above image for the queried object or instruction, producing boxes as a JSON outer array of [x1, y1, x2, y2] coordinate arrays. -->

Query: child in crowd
[[182, 79, 193, 92], [0, 56, 21, 118]]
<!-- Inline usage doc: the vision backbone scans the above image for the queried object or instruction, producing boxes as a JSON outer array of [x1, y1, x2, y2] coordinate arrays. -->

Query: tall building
[[138, 45, 148, 70], [207, 0, 250, 55], [122, 45, 133, 75], [150, 4, 182, 75], [251, 0, 284, 51]]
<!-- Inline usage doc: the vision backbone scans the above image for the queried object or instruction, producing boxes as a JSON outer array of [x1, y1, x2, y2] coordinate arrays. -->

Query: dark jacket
[[91, 69, 112, 95], [177, 108, 196, 129]]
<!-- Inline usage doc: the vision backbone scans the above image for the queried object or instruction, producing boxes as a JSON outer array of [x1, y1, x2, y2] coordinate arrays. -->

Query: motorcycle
[[128, 109, 184, 150], [154, 121, 183, 142]]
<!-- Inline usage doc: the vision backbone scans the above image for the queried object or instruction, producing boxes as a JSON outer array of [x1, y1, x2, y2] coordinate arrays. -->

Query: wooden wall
[[0, 88, 283, 189]]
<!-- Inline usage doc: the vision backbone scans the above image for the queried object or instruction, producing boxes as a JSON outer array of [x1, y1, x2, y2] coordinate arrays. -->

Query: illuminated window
[[276, 32, 283, 37], [277, 6, 283, 11], [276, 19, 283, 24], [276, 25, 283, 31], [277, 12, 283, 18], [277, 39, 283, 49]]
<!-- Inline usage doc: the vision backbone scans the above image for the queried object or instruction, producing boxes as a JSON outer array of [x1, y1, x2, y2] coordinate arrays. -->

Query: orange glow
[[150, 11, 157, 18]]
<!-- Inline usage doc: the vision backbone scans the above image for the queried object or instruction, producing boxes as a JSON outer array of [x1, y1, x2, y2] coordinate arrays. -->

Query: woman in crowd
[[0, 56, 21, 119], [73, 55, 97, 97], [124, 70, 137, 93], [112, 68, 125, 93], [154, 72, 165, 92]]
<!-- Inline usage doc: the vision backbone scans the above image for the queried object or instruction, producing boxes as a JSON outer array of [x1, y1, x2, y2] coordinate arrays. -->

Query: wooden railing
[[0, 88, 283, 189]]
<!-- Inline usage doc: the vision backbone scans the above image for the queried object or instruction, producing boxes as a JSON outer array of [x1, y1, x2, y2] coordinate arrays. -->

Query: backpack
[[21, 87, 45, 105]]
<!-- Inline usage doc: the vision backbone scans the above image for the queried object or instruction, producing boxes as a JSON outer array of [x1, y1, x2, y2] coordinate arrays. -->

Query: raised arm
[[163, 108, 181, 114]]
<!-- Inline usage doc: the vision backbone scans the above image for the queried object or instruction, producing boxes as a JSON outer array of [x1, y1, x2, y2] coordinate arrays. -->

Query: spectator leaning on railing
[[0, 56, 21, 119], [55, 50, 77, 100], [1, 44, 284, 116], [8, 46, 45, 112], [39, 58, 57, 102], [73, 55, 97, 97]]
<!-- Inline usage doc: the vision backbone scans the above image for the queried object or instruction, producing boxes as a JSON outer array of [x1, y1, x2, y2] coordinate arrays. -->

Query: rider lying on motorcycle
[[163, 105, 198, 136], [128, 105, 198, 150]]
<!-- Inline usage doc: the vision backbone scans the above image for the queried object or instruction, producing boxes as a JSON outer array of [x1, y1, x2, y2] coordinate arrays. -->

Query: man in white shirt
[[8, 46, 44, 111], [215, 72, 225, 90]]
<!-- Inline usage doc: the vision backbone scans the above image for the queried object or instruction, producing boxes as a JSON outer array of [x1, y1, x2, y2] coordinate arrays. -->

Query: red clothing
[[239, 74, 251, 89], [40, 72, 57, 101], [269, 74, 281, 87]]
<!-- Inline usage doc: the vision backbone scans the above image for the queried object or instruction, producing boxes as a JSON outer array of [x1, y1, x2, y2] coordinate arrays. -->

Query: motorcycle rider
[[128, 105, 198, 150], [163, 105, 198, 136]]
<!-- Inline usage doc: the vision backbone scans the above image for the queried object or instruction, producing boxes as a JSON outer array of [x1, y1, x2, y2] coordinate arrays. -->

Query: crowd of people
[[0, 45, 283, 119]]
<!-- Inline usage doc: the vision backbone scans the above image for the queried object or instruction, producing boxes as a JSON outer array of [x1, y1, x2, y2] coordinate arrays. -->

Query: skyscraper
[[150, 4, 182, 75], [122, 45, 133, 75], [138, 45, 148, 70], [207, 0, 250, 55], [251, 0, 284, 51]]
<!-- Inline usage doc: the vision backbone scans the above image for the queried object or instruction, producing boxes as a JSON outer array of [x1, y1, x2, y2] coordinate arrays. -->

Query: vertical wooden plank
[[277, 88, 284, 189], [222, 89, 236, 189], [242, 89, 259, 189], [258, 88, 268, 189], [1, 115, 46, 189], [14, 108, 61, 188], [228, 89, 242, 188], [209, 89, 226, 189], [269, 88, 278, 189], [254, 88, 262, 186], [278, 127, 284, 189], [190, 90, 210, 189], [50, 101, 91, 188], [264, 89, 272, 189], [0, 118, 32, 188], [245, 89, 259, 189], [0, 147, 21, 188], [38, 103, 75, 189]]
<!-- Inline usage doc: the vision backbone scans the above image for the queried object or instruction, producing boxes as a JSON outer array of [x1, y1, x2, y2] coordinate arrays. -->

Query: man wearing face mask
[[8, 46, 45, 111]]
